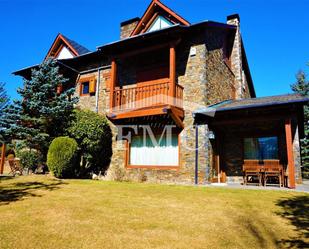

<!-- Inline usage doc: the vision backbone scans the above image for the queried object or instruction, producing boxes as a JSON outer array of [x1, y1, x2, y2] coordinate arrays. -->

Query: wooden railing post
[[169, 44, 176, 104], [110, 59, 117, 112], [285, 118, 296, 188], [0, 143, 6, 175]]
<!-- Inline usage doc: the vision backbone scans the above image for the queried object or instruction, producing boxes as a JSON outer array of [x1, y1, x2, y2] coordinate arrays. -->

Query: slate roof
[[195, 94, 309, 115], [62, 35, 91, 55]]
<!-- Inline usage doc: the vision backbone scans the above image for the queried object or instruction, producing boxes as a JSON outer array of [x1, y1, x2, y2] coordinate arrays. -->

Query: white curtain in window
[[130, 135, 178, 166]]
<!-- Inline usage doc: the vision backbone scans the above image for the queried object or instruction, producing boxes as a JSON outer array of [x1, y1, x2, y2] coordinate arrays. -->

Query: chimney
[[120, 17, 140, 40], [227, 14, 244, 99]]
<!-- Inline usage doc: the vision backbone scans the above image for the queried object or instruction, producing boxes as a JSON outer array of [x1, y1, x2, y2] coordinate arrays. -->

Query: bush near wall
[[18, 150, 43, 172], [67, 109, 112, 178], [47, 137, 79, 178]]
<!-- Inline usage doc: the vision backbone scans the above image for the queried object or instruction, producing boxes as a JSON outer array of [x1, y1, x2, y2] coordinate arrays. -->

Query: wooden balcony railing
[[111, 81, 183, 112]]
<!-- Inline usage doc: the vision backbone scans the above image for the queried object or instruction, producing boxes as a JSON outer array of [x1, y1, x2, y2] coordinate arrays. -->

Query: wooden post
[[169, 44, 176, 103], [0, 143, 6, 174], [110, 59, 117, 112], [215, 137, 220, 183], [195, 125, 199, 185], [285, 118, 296, 189]]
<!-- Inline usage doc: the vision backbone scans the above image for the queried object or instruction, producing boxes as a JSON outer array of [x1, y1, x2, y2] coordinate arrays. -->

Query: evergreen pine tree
[[291, 69, 309, 171], [1, 59, 78, 155], [0, 82, 9, 143], [0, 82, 9, 111]]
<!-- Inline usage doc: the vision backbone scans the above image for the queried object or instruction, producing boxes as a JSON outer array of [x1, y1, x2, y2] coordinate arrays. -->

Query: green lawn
[[0, 175, 308, 249]]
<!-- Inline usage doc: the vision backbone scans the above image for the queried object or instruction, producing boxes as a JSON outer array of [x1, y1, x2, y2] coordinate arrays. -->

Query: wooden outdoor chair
[[8, 159, 23, 176], [263, 160, 283, 187], [243, 160, 262, 186]]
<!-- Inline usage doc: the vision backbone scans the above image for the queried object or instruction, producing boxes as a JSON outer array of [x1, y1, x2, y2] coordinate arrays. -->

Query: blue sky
[[1, 0, 308, 100]]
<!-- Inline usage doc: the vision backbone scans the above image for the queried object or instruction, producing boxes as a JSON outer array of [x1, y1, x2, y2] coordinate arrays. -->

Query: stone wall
[[227, 15, 243, 99], [293, 123, 302, 184], [205, 30, 235, 104], [120, 18, 140, 40], [75, 68, 111, 115], [227, 15, 253, 99], [75, 28, 251, 185], [105, 32, 236, 184]]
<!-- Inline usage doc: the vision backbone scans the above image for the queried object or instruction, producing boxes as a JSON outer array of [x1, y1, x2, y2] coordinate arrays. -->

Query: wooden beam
[[195, 125, 199, 185], [117, 42, 170, 59], [210, 114, 292, 126], [215, 137, 220, 183], [285, 118, 296, 188], [109, 106, 167, 120], [0, 143, 6, 175], [110, 59, 117, 112], [168, 107, 184, 129], [169, 44, 176, 101], [170, 106, 184, 118]]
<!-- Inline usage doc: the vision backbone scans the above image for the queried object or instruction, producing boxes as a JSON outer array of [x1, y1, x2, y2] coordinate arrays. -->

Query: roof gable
[[45, 33, 90, 60], [131, 0, 190, 36], [56, 46, 75, 59]]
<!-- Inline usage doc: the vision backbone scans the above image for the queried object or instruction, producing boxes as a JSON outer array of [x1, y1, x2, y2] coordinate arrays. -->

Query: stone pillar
[[227, 14, 243, 99], [293, 125, 302, 183], [178, 43, 209, 184], [285, 118, 296, 188], [102, 123, 127, 181], [120, 18, 140, 39]]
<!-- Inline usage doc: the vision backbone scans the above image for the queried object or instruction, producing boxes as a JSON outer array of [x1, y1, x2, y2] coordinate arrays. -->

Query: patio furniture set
[[243, 159, 285, 187]]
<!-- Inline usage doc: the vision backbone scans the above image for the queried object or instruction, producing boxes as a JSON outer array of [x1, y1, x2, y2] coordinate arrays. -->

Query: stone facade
[[102, 30, 239, 184], [72, 18, 262, 184], [120, 18, 140, 40], [205, 30, 235, 104], [75, 68, 111, 115], [227, 14, 253, 99], [69, 9, 302, 186], [293, 124, 302, 184]]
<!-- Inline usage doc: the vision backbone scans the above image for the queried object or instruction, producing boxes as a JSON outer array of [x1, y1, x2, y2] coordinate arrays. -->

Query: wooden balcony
[[111, 80, 183, 112], [108, 79, 184, 127], [108, 43, 184, 128]]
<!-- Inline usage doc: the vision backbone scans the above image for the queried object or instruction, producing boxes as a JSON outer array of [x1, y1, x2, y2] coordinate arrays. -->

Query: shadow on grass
[[0, 176, 15, 181], [276, 195, 309, 248], [0, 180, 66, 206]]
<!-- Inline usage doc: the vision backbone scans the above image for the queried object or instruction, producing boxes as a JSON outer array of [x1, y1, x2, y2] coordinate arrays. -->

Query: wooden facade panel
[[285, 118, 296, 188]]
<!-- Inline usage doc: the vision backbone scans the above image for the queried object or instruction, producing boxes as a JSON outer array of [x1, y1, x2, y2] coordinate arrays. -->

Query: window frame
[[79, 76, 96, 97], [125, 133, 181, 170], [243, 136, 279, 160]]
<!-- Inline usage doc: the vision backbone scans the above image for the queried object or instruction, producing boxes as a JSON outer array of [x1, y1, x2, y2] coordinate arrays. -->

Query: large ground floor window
[[244, 136, 278, 160], [129, 134, 179, 167]]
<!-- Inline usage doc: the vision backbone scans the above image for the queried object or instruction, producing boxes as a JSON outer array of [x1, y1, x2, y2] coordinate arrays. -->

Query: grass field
[[0, 175, 308, 249]]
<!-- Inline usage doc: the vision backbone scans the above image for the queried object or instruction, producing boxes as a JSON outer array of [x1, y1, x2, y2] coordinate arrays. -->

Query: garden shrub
[[67, 109, 112, 178], [47, 136, 78, 178], [18, 150, 43, 172]]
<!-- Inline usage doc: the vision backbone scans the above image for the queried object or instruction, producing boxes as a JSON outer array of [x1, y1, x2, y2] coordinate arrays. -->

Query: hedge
[[47, 136, 78, 178]]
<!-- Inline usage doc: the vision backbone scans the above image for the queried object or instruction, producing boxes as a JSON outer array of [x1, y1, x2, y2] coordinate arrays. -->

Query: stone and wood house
[[13, 0, 308, 188]]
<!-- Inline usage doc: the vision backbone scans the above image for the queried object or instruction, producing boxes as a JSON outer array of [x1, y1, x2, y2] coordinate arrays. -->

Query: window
[[147, 16, 173, 33], [81, 82, 89, 95], [80, 78, 96, 96], [129, 134, 179, 167], [244, 137, 278, 160], [103, 72, 111, 89]]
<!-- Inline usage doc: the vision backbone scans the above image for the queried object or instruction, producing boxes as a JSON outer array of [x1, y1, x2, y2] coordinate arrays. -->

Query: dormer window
[[56, 46, 74, 59], [130, 0, 190, 36], [147, 15, 173, 32]]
